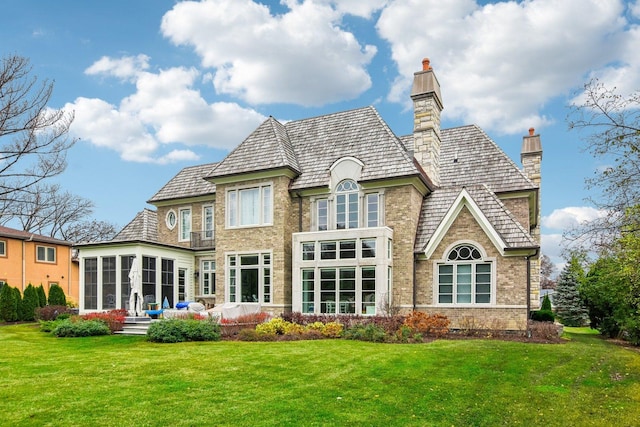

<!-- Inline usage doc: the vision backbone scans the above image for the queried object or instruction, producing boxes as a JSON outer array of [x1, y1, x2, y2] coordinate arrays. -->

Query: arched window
[[438, 244, 491, 304], [336, 179, 359, 229]]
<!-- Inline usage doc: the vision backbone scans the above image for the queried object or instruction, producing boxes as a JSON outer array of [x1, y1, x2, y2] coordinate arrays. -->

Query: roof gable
[[417, 185, 537, 257]]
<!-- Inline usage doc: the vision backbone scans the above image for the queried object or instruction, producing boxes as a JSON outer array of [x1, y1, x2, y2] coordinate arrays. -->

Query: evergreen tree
[[37, 285, 47, 307], [19, 284, 39, 321], [541, 294, 552, 311], [48, 284, 66, 306], [0, 284, 18, 322], [554, 255, 589, 327]]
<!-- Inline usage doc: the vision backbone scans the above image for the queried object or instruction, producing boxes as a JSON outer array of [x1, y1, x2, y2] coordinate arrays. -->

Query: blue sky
[[2, 0, 640, 268]]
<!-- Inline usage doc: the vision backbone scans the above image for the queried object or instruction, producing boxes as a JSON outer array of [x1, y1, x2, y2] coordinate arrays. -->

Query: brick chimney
[[411, 58, 444, 187]]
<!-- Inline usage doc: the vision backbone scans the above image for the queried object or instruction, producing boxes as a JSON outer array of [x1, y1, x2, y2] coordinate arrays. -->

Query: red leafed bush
[[220, 311, 271, 325], [81, 309, 126, 333], [403, 311, 450, 337]]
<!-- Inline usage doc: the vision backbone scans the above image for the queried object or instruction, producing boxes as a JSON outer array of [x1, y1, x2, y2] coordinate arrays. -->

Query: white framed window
[[317, 199, 328, 231], [201, 260, 216, 296], [336, 179, 359, 229], [179, 207, 191, 241], [366, 193, 380, 227], [437, 244, 493, 305], [227, 252, 272, 303], [36, 245, 56, 263], [165, 210, 177, 230], [302, 242, 315, 261], [227, 184, 273, 227], [303, 267, 378, 315], [0, 240, 6, 256], [203, 204, 214, 239]]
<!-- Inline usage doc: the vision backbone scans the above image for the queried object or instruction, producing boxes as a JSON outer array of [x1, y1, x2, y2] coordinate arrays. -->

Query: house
[[76, 59, 542, 330], [0, 225, 79, 302]]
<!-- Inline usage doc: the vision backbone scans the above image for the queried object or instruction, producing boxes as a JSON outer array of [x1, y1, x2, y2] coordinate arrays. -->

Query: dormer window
[[336, 179, 359, 229]]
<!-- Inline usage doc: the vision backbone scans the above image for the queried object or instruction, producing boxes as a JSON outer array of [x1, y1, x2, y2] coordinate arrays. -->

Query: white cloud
[[377, 0, 633, 134], [67, 97, 162, 163], [542, 206, 608, 231], [68, 56, 267, 163], [541, 232, 564, 268], [160, 0, 376, 106], [85, 54, 150, 81]]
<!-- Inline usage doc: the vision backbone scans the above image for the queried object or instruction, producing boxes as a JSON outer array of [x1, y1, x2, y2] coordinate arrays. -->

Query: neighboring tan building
[[76, 59, 542, 330], [0, 225, 79, 303]]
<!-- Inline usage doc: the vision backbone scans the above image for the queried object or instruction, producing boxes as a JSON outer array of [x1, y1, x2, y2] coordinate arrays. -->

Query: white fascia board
[[424, 188, 507, 258]]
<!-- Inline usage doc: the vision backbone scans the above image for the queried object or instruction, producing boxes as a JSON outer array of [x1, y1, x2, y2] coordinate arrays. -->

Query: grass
[[1, 324, 639, 426]]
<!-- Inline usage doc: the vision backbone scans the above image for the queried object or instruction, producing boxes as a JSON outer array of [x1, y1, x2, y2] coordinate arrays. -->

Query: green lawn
[[1, 324, 639, 426]]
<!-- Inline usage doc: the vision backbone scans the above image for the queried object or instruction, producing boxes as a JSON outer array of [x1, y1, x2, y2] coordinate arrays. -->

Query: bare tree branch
[[0, 55, 76, 210]]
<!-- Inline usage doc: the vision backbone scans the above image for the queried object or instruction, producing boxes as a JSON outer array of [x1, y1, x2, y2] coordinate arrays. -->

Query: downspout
[[412, 254, 417, 311]]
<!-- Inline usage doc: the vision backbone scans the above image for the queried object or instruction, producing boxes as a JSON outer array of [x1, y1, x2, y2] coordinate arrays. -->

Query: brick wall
[[214, 176, 294, 311], [414, 206, 529, 330]]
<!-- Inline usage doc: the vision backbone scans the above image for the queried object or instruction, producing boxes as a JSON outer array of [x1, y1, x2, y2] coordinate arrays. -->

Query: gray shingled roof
[[414, 185, 537, 253], [112, 208, 158, 243], [208, 117, 300, 179], [401, 125, 536, 193], [148, 163, 217, 203], [208, 107, 423, 190]]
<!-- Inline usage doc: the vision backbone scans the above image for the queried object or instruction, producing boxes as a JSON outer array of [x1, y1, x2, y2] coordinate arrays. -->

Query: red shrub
[[403, 311, 450, 337], [81, 309, 126, 333], [220, 311, 270, 325]]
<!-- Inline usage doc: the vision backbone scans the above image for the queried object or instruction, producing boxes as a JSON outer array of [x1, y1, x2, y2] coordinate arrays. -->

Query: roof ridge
[[286, 105, 373, 125]]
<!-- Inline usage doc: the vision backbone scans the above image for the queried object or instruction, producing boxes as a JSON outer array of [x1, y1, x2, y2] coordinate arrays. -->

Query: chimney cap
[[528, 127, 535, 136], [422, 58, 432, 71]]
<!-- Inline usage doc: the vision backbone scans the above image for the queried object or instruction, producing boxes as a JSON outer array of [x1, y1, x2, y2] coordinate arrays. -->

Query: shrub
[[220, 312, 271, 325], [34, 305, 74, 321], [344, 324, 387, 342], [238, 328, 275, 341], [531, 309, 555, 322], [53, 318, 111, 337], [37, 285, 47, 307], [81, 309, 127, 333], [147, 319, 221, 343], [320, 321, 343, 338], [255, 317, 293, 335], [403, 312, 450, 337], [528, 320, 561, 341], [19, 284, 39, 321], [0, 284, 19, 322], [39, 318, 67, 333], [541, 294, 552, 311], [48, 284, 66, 306]]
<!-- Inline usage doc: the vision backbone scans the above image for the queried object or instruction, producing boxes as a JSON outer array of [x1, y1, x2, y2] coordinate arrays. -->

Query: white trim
[[424, 188, 507, 258], [165, 209, 177, 230]]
